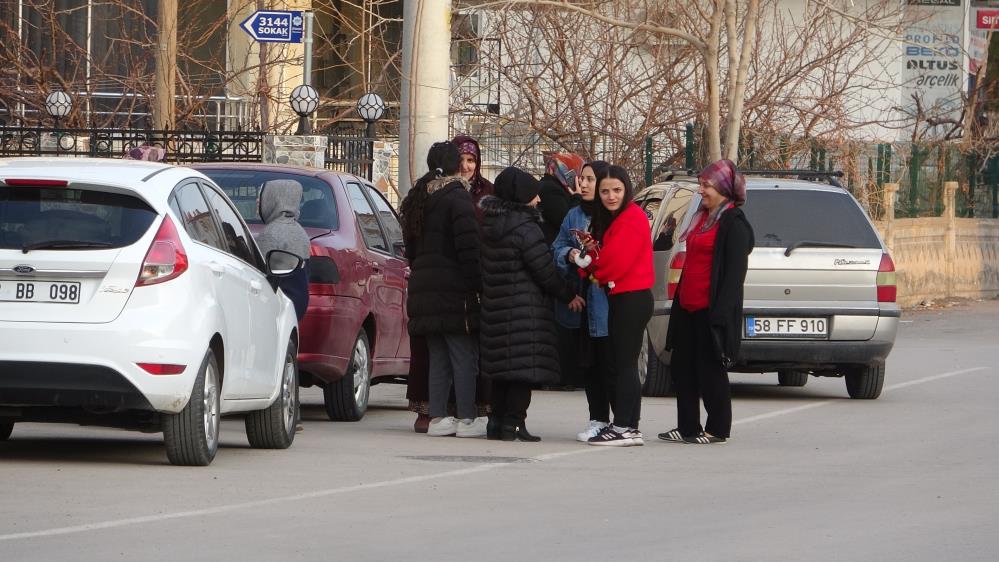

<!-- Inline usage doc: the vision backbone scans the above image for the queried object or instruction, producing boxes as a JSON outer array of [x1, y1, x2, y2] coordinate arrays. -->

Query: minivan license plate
[[745, 316, 828, 339], [0, 280, 81, 304]]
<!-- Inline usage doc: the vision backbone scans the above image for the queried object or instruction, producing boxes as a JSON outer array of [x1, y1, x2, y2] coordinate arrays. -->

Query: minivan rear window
[[742, 190, 881, 249], [201, 170, 339, 230], [0, 186, 156, 251]]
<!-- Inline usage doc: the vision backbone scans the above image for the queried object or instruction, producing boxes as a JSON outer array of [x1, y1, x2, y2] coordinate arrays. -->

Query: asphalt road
[[1, 300, 997, 561]]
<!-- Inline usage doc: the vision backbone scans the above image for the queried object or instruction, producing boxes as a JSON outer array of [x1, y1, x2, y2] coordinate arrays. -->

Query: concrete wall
[[876, 182, 999, 306]]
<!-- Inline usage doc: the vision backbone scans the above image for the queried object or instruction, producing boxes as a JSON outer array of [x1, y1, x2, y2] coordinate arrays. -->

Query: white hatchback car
[[0, 158, 301, 466]]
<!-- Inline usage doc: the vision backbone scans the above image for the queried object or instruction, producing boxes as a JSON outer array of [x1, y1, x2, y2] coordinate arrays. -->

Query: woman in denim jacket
[[551, 160, 615, 442]]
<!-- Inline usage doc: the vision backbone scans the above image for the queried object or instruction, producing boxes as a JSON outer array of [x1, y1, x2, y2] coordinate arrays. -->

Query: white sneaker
[[427, 416, 458, 436], [456, 417, 487, 438], [622, 428, 644, 446], [576, 420, 609, 442]]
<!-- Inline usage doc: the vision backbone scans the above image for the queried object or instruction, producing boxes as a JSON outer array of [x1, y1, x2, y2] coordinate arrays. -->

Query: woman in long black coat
[[402, 141, 485, 438], [479, 167, 585, 442]]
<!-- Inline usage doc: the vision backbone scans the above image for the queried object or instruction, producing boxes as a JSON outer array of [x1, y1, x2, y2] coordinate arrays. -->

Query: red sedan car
[[194, 164, 410, 421]]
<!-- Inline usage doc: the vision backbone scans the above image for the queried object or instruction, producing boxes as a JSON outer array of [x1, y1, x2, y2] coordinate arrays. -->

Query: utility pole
[[256, 0, 270, 131], [399, 0, 452, 197], [153, 0, 177, 130]]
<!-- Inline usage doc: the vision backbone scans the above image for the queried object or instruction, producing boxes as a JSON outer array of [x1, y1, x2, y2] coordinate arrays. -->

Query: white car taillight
[[876, 253, 896, 303], [667, 251, 686, 299], [136, 216, 188, 287]]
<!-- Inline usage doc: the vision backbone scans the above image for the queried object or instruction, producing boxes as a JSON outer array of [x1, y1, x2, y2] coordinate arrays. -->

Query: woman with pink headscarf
[[659, 159, 754, 445]]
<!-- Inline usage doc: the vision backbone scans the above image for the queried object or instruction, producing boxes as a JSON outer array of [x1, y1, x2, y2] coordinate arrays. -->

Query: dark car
[[636, 175, 898, 400], [194, 164, 409, 421]]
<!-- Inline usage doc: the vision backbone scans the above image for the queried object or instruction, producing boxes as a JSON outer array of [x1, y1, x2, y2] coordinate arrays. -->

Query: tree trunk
[[154, 0, 177, 130], [723, 0, 760, 161], [706, 1, 724, 162]]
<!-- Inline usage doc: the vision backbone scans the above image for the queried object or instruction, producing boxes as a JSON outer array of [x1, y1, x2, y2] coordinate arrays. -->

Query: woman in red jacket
[[582, 165, 654, 446]]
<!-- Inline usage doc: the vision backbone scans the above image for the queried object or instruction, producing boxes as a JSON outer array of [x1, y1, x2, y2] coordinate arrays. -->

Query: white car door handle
[[250, 280, 262, 295], [208, 262, 224, 277]]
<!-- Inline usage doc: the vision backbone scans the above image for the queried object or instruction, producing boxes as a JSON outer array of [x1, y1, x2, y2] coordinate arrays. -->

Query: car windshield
[[0, 185, 156, 251], [201, 170, 339, 230], [742, 189, 882, 249]]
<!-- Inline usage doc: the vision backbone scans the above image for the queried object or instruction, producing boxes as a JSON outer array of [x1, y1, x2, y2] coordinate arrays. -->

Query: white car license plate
[[0, 280, 81, 304], [745, 316, 828, 339]]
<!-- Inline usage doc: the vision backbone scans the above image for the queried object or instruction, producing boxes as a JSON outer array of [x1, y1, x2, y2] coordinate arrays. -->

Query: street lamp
[[45, 91, 73, 128], [289, 84, 320, 135], [356, 92, 386, 181]]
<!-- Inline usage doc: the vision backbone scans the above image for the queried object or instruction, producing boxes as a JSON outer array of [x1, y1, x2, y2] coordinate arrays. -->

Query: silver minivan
[[637, 175, 899, 400]]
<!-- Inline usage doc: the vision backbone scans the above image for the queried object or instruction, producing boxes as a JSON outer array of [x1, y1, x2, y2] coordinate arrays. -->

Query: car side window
[[345, 182, 389, 253], [654, 188, 694, 252], [364, 185, 405, 258], [204, 187, 260, 267], [169, 182, 225, 250], [640, 198, 662, 226]]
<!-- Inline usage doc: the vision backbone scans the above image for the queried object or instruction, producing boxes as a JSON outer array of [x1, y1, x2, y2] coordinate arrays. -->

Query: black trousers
[[608, 289, 653, 429], [583, 335, 615, 423], [671, 306, 732, 438], [490, 380, 533, 427]]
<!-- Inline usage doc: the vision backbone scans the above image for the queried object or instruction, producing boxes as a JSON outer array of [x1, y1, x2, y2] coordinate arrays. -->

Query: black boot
[[486, 415, 503, 440], [500, 423, 541, 442]]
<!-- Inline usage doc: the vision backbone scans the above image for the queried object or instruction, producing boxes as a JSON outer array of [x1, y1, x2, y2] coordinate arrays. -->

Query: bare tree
[[462, 0, 917, 168], [0, 0, 402, 132]]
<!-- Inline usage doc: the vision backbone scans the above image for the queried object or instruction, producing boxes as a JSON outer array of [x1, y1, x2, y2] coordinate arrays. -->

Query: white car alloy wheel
[[282, 350, 297, 434], [245, 339, 298, 449], [203, 360, 221, 452], [164, 349, 222, 466]]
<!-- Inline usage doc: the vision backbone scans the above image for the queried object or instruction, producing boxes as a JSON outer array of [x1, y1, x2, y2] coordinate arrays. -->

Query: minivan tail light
[[667, 251, 686, 300], [876, 253, 896, 303], [136, 216, 188, 287]]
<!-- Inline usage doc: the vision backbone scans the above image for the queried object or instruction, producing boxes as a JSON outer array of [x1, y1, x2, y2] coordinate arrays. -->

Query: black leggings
[[608, 289, 653, 429], [670, 306, 732, 438]]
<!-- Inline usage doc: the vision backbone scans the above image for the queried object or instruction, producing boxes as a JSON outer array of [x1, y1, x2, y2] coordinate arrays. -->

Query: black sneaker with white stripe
[[657, 428, 684, 443], [587, 426, 634, 447], [683, 432, 727, 444]]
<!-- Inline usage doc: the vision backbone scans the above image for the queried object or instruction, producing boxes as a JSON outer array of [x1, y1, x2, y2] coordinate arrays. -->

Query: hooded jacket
[[478, 194, 577, 384], [256, 179, 311, 320], [406, 176, 482, 335], [256, 179, 311, 264]]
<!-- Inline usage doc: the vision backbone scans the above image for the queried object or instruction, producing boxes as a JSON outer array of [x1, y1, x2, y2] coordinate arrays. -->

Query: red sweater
[[678, 213, 718, 312], [587, 202, 654, 295]]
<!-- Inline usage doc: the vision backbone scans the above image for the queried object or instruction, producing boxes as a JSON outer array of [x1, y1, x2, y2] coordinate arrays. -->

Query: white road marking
[[0, 365, 988, 543]]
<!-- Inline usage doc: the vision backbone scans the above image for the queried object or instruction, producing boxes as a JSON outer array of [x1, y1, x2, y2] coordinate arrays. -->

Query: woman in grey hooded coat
[[256, 179, 312, 320]]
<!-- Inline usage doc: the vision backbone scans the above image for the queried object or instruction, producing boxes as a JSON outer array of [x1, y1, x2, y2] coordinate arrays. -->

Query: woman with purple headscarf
[[658, 159, 754, 445]]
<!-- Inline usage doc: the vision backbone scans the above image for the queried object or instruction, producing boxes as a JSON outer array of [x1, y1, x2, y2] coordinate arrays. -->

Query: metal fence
[[644, 130, 999, 219], [0, 125, 264, 163], [324, 131, 374, 178], [0, 92, 255, 131]]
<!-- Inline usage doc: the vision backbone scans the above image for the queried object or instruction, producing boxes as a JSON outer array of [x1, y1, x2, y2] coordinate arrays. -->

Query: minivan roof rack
[[653, 168, 845, 188], [738, 169, 844, 188]]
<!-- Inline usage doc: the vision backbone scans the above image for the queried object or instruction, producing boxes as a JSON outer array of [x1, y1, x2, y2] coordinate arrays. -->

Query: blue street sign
[[240, 10, 304, 43]]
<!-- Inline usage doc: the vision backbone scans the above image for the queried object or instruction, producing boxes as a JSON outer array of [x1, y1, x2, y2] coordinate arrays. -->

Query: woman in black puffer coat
[[479, 167, 585, 442], [402, 141, 485, 438]]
